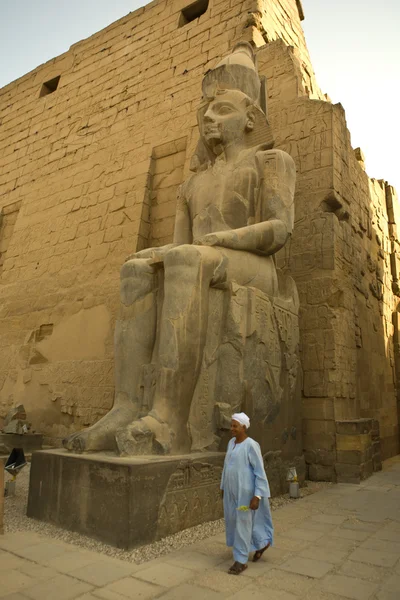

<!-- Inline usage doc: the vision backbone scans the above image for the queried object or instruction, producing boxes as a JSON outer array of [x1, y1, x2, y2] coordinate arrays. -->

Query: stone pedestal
[[27, 450, 224, 549]]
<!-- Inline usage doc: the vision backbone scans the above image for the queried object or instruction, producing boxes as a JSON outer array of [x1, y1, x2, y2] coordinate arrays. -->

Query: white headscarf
[[232, 412, 250, 429]]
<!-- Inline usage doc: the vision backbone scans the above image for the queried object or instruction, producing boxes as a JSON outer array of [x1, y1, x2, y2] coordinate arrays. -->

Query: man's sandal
[[228, 561, 248, 575], [252, 543, 270, 562]]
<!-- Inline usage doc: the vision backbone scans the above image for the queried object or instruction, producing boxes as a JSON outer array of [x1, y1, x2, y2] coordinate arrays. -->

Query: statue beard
[[202, 123, 247, 158], [203, 126, 224, 156], [207, 139, 225, 157]]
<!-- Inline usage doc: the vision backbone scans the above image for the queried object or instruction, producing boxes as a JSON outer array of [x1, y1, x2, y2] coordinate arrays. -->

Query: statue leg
[[115, 258, 159, 407], [116, 244, 222, 455], [63, 259, 158, 452]]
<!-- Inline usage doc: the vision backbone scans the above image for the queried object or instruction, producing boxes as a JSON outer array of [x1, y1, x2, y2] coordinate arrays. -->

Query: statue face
[[199, 90, 254, 152]]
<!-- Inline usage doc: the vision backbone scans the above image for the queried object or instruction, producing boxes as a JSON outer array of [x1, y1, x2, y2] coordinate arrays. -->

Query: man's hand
[[249, 496, 260, 511]]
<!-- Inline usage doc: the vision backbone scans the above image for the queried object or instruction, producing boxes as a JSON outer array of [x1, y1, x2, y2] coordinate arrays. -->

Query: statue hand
[[195, 232, 233, 247], [125, 248, 156, 261], [195, 234, 218, 246], [195, 231, 239, 250], [125, 244, 176, 262]]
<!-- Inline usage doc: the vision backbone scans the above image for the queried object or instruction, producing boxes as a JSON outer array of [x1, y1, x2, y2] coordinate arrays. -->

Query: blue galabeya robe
[[221, 437, 274, 563]]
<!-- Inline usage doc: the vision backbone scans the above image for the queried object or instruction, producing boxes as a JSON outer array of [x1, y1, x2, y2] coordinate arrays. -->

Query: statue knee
[[120, 259, 156, 306], [165, 243, 196, 260], [120, 258, 154, 281], [165, 244, 215, 271]]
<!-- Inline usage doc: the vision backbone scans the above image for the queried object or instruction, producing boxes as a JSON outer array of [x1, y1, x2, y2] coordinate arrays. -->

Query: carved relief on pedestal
[[156, 461, 223, 538]]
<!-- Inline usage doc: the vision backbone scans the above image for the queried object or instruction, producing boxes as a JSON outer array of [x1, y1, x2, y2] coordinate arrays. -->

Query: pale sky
[[0, 0, 399, 191]]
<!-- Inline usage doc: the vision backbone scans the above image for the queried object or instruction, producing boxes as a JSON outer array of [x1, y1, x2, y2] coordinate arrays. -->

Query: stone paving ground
[[1, 457, 400, 600]]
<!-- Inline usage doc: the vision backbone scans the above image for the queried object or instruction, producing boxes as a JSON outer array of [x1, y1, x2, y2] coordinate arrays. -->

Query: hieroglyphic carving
[[156, 461, 223, 538]]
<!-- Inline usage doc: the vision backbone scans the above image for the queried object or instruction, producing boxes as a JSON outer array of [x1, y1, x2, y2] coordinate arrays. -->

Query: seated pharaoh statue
[[63, 42, 299, 457]]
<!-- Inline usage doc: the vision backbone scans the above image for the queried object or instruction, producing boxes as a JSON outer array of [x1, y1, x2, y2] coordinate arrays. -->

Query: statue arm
[[195, 219, 288, 256], [196, 149, 295, 256]]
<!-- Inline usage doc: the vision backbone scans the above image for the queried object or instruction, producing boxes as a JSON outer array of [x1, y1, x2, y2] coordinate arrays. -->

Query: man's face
[[199, 90, 253, 151], [231, 419, 246, 438]]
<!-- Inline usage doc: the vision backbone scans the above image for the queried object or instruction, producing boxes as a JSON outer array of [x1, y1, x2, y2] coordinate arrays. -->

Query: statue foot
[[116, 414, 171, 456], [62, 403, 138, 453]]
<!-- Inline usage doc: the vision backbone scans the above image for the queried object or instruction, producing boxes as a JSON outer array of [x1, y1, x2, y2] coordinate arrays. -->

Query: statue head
[[199, 89, 256, 153], [192, 42, 274, 169]]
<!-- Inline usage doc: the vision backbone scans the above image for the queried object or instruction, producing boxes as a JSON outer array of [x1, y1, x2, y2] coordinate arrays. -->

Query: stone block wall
[[257, 38, 399, 476], [253, 0, 322, 100], [146, 137, 187, 248], [0, 0, 399, 477], [0, 201, 21, 273], [335, 419, 378, 484]]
